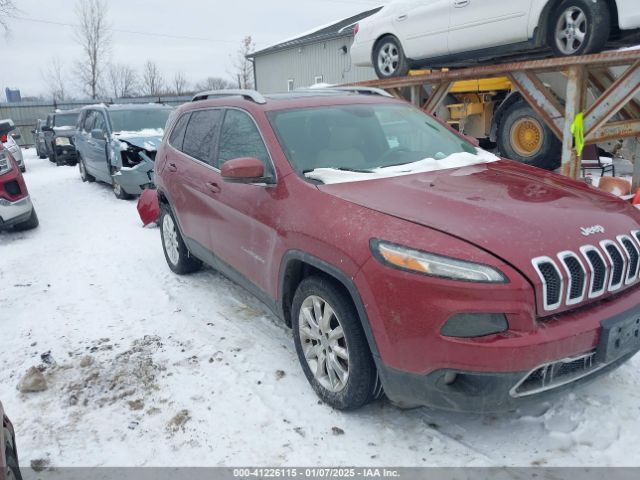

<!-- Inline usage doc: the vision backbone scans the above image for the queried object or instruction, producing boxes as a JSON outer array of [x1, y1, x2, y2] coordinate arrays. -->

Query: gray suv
[[75, 104, 173, 199]]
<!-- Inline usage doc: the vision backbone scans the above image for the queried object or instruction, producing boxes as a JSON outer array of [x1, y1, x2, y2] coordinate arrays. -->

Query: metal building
[[248, 8, 380, 94]]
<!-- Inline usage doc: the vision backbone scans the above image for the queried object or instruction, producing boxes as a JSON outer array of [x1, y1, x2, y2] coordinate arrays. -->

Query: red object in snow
[[137, 188, 160, 226]]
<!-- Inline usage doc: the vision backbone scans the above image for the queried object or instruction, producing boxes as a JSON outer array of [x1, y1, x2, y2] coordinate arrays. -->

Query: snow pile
[[1, 150, 640, 468], [113, 128, 164, 138], [305, 148, 500, 184]]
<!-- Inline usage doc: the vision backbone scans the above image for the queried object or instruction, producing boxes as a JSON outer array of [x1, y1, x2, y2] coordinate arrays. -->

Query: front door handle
[[206, 182, 221, 194], [167, 162, 178, 172], [454, 0, 470, 7], [397, 14, 408, 21]]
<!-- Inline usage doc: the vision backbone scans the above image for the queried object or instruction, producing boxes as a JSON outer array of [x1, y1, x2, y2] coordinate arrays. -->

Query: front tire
[[497, 100, 561, 171], [373, 35, 410, 79], [160, 206, 202, 275], [78, 156, 95, 183], [112, 176, 132, 200], [13, 209, 39, 231], [292, 276, 378, 410], [548, 0, 610, 56]]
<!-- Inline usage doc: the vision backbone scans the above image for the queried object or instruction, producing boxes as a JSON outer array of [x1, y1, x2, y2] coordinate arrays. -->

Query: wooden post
[[561, 66, 586, 179]]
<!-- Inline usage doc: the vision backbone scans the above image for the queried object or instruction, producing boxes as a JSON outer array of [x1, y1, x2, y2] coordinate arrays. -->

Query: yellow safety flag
[[571, 112, 585, 157]]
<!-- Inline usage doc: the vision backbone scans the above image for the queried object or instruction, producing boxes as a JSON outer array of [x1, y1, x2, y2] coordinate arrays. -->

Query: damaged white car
[[74, 104, 174, 199]]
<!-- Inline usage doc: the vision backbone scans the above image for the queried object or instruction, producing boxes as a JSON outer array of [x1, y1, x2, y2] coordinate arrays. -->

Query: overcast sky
[[1, 0, 388, 100]]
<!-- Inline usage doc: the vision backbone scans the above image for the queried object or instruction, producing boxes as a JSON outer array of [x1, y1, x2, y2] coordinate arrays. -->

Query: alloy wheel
[[377, 42, 400, 77], [298, 295, 349, 392], [162, 214, 180, 266], [555, 6, 587, 55]]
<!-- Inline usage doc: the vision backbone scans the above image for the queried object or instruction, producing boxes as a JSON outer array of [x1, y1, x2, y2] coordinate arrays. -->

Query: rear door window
[[181, 109, 223, 166], [217, 109, 272, 175], [169, 113, 191, 151]]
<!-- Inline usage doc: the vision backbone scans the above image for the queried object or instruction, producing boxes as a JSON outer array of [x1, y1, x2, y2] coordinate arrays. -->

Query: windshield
[[109, 108, 172, 133], [268, 103, 481, 181], [54, 113, 79, 128]]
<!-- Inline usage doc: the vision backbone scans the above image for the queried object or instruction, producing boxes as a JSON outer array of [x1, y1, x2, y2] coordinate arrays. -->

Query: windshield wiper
[[303, 167, 374, 174]]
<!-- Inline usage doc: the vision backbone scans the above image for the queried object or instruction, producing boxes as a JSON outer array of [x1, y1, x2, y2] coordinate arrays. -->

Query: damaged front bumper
[[113, 151, 155, 195]]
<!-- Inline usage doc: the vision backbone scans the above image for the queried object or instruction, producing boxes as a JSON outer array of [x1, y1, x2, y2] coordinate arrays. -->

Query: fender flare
[[278, 250, 383, 365]]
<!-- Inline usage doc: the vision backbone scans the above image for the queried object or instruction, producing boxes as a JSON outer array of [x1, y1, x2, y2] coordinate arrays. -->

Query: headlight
[[372, 240, 507, 283], [0, 151, 12, 175], [55, 137, 71, 146]]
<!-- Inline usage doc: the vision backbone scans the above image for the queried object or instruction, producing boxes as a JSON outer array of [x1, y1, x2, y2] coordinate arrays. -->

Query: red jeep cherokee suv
[[155, 89, 640, 412]]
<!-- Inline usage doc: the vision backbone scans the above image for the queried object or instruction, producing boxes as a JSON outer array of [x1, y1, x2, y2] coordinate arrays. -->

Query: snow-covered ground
[[2, 149, 640, 468]]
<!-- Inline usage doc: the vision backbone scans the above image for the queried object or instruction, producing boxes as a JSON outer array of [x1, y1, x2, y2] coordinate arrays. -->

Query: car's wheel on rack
[[497, 100, 561, 171], [78, 156, 94, 182], [292, 276, 378, 410], [373, 35, 410, 79], [548, 0, 610, 57], [13, 208, 39, 232], [160, 206, 202, 275]]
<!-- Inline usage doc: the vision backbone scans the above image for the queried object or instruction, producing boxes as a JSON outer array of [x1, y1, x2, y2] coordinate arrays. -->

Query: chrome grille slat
[[618, 235, 640, 285], [601, 240, 626, 292], [532, 257, 563, 311], [558, 251, 586, 305], [535, 231, 640, 313]]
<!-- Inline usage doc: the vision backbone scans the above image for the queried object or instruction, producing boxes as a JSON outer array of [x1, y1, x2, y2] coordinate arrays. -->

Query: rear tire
[[13, 209, 39, 232], [497, 100, 561, 171], [292, 276, 378, 410], [548, 0, 610, 56], [160, 206, 202, 275], [373, 35, 410, 79]]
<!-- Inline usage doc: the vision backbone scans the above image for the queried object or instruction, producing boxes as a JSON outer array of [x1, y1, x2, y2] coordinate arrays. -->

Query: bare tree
[[230, 36, 255, 89], [75, 0, 111, 99], [0, 0, 16, 32], [107, 63, 137, 98], [172, 72, 189, 95], [42, 57, 68, 102], [194, 76, 234, 92], [141, 61, 165, 96]]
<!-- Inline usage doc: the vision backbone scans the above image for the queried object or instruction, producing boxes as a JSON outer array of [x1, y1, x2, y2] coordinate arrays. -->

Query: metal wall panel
[[0, 96, 190, 147], [254, 35, 376, 93]]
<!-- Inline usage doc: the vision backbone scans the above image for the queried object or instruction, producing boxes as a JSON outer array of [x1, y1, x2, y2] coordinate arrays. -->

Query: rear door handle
[[454, 0, 470, 7], [206, 182, 221, 194], [167, 162, 178, 172], [396, 14, 408, 21]]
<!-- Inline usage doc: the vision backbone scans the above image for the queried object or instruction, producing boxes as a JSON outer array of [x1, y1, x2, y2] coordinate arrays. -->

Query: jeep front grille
[[511, 352, 600, 398], [533, 231, 640, 312]]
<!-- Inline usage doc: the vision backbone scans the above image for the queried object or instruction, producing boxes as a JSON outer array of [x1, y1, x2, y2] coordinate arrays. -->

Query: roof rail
[[331, 86, 394, 98], [192, 89, 267, 104]]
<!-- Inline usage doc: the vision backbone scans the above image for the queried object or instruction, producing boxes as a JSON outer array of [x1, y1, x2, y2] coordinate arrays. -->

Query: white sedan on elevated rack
[[351, 0, 640, 78]]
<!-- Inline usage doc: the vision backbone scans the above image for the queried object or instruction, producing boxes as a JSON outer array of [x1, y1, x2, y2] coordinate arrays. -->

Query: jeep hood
[[319, 160, 640, 270]]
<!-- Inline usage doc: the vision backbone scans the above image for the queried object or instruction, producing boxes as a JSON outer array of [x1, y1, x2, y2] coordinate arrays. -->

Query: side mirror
[[221, 157, 272, 184], [12, 133, 21, 140], [91, 128, 105, 140], [31, 129, 37, 134]]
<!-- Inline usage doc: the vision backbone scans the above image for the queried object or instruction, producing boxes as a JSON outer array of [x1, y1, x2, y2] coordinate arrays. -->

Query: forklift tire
[[497, 100, 561, 171]]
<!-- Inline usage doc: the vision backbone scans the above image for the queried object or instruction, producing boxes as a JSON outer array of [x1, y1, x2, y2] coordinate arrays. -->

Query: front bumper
[[113, 158, 155, 195], [0, 195, 33, 228], [379, 349, 638, 413], [55, 144, 78, 163]]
